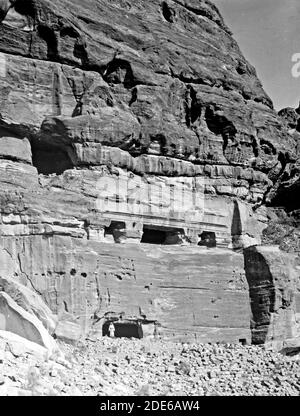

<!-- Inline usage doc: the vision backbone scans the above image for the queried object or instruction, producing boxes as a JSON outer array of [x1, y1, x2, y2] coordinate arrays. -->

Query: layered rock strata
[[0, 0, 298, 343]]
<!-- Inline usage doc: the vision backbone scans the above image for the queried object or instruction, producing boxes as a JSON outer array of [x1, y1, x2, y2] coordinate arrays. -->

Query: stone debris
[[0, 337, 299, 396]]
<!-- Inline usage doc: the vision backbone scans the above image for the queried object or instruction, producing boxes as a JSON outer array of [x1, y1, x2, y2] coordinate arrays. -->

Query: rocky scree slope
[[0, 336, 299, 396]]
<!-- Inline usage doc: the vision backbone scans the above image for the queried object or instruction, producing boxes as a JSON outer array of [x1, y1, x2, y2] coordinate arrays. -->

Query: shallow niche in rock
[[104, 221, 126, 243], [141, 225, 187, 245], [103, 58, 135, 89], [148, 134, 167, 155], [260, 139, 277, 156], [205, 107, 238, 155], [198, 231, 216, 248], [161, 1, 176, 23], [37, 25, 58, 61]]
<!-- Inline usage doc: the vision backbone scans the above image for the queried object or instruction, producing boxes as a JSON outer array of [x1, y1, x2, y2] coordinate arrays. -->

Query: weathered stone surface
[[0, 274, 57, 334], [0, 330, 49, 360], [54, 320, 82, 344], [0, 235, 251, 343], [244, 246, 299, 345], [0, 137, 32, 164], [0, 291, 58, 353]]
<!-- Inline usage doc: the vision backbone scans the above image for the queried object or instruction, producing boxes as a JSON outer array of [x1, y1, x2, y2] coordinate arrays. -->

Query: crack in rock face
[[0, 0, 299, 347]]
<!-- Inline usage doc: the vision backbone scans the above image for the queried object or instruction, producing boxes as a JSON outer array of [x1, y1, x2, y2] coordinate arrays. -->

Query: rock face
[[0, 276, 57, 333], [244, 246, 299, 345], [0, 291, 58, 353], [0, 0, 299, 343], [1, 240, 251, 343]]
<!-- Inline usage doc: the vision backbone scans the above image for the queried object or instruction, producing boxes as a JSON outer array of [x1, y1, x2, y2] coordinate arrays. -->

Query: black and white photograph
[[0, 0, 299, 404]]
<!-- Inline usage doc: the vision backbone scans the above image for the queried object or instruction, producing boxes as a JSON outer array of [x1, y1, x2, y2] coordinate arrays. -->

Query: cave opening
[[31, 142, 74, 175], [102, 320, 143, 339], [141, 227, 167, 244], [141, 225, 186, 245], [198, 231, 216, 248]]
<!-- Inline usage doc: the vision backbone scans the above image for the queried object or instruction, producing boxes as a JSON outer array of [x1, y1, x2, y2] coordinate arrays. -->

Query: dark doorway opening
[[141, 225, 186, 245], [104, 221, 126, 243], [239, 338, 247, 346], [38, 25, 58, 61], [102, 320, 143, 339], [31, 142, 74, 175], [198, 231, 217, 248], [141, 227, 167, 244]]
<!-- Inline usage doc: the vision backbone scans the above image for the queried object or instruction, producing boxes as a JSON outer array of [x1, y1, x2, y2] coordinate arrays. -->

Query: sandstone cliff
[[0, 0, 299, 344]]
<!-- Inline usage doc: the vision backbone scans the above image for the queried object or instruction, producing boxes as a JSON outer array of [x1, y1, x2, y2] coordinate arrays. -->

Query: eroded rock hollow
[[0, 0, 299, 345]]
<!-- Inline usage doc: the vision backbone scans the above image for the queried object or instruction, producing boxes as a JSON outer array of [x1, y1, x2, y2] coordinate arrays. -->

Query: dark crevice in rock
[[236, 61, 248, 76], [0, 154, 31, 165], [103, 58, 136, 89], [268, 180, 300, 212], [231, 200, 242, 248], [205, 106, 237, 153], [277, 152, 288, 177], [77, 15, 95, 25], [190, 87, 202, 124], [14, 0, 36, 19], [52, 68, 62, 116], [161, 1, 176, 23], [252, 136, 259, 158], [184, 87, 192, 127], [264, 153, 300, 212], [72, 101, 83, 118], [60, 26, 79, 38], [38, 25, 59, 61], [12, 0, 37, 30], [59, 25, 89, 68], [63, 300, 69, 312], [243, 247, 276, 344], [61, 69, 93, 117], [74, 38, 89, 67], [129, 87, 138, 107]]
